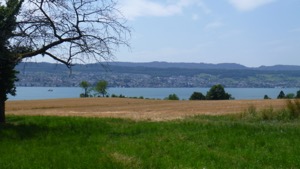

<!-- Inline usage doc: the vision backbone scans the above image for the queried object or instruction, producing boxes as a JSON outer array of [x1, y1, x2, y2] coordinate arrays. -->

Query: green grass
[[1, 114, 300, 169]]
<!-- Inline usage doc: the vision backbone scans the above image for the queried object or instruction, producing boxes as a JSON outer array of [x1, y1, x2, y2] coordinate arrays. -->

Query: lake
[[8, 87, 300, 100]]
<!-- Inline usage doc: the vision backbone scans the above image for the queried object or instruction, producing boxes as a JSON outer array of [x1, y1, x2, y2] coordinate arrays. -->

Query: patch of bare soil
[[6, 98, 287, 121]]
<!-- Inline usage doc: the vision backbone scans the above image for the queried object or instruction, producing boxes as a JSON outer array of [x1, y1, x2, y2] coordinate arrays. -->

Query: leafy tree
[[264, 95, 271, 99], [0, 0, 130, 123], [296, 90, 300, 99], [165, 94, 179, 100], [206, 84, 232, 100], [189, 92, 206, 100], [94, 80, 108, 97], [0, 0, 23, 123], [79, 81, 91, 97], [277, 91, 285, 99]]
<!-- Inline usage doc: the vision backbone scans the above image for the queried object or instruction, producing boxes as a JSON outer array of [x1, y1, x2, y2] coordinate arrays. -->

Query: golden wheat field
[[5, 98, 289, 121]]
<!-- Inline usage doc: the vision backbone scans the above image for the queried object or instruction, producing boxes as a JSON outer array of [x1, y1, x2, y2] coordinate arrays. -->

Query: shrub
[[286, 99, 300, 119], [286, 93, 295, 99], [260, 106, 274, 120], [189, 92, 206, 100], [165, 94, 179, 100], [244, 104, 257, 118], [119, 94, 126, 98], [264, 95, 271, 99], [80, 93, 87, 98]]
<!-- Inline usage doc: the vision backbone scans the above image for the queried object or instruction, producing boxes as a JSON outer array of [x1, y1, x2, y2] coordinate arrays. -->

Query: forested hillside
[[15, 62, 300, 88]]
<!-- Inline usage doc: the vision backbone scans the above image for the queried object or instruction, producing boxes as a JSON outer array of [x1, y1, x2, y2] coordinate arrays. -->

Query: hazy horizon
[[21, 60, 300, 68]]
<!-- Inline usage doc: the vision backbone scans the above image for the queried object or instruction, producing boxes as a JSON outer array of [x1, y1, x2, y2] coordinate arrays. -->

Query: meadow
[[1, 115, 300, 168], [1, 99, 300, 168]]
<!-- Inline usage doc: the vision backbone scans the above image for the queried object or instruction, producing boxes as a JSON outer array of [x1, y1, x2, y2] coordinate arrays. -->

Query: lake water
[[8, 87, 300, 100]]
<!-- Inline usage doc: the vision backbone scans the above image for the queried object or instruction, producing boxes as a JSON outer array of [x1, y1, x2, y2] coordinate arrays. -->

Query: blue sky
[[114, 0, 300, 67]]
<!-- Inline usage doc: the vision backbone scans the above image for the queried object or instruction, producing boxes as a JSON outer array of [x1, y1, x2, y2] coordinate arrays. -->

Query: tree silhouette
[[0, 0, 130, 123], [277, 91, 285, 99]]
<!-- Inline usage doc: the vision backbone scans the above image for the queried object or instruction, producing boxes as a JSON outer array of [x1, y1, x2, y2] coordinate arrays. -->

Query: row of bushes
[[263, 90, 300, 99], [277, 90, 300, 99], [164, 84, 233, 100]]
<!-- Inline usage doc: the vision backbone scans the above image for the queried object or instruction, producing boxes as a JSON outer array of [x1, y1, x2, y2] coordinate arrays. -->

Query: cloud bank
[[228, 0, 276, 11]]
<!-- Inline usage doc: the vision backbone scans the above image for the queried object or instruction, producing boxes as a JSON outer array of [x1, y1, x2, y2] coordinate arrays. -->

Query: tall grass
[[1, 115, 300, 168], [286, 99, 300, 118], [239, 99, 300, 121]]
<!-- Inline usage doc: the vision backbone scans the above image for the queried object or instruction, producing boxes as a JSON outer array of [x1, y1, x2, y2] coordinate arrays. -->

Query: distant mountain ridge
[[99, 61, 300, 70], [257, 65, 300, 71], [17, 61, 300, 71], [109, 62, 248, 70]]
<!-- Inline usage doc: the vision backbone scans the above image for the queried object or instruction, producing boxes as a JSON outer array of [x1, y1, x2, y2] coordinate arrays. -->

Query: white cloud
[[119, 0, 210, 20], [228, 0, 275, 11]]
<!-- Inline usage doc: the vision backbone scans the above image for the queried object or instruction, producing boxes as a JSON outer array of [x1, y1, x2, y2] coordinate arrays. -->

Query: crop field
[[6, 98, 287, 121]]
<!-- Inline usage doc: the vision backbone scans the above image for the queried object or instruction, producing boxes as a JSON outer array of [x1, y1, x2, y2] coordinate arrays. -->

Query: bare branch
[[10, 0, 130, 64]]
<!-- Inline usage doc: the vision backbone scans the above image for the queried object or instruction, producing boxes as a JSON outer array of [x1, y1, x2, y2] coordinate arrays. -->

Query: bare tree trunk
[[0, 97, 5, 123], [0, 65, 4, 122]]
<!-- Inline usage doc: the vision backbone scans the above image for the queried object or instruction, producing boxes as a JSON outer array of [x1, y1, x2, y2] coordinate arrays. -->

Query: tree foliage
[[206, 84, 232, 100], [189, 92, 206, 100], [296, 90, 300, 99], [79, 81, 91, 97], [94, 80, 108, 97], [264, 95, 271, 99], [286, 93, 295, 99], [277, 91, 286, 99], [0, 0, 130, 123], [165, 94, 179, 100], [0, 0, 23, 100]]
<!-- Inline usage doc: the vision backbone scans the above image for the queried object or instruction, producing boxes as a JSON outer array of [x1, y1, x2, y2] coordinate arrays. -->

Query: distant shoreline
[[9, 87, 300, 101]]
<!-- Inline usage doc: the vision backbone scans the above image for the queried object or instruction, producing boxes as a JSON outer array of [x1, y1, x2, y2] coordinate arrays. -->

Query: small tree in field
[[79, 81, 91, 97], [94, 80, 108, 97], [0, 0, 130, 123]]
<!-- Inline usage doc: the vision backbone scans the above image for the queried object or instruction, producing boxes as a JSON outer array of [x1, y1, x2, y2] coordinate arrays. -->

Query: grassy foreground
[[1, 114, 300, 168]]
